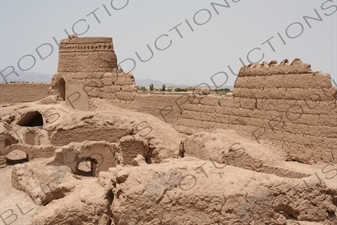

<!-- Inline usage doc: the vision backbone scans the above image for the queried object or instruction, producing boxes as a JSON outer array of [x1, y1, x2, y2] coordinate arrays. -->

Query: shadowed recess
[[17, 111, 44, 127], [58, 78, 66, 100], [76, 157, 98, 177]]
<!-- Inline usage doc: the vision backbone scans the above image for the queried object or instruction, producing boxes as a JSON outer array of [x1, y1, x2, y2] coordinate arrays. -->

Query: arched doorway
[[58, 78, 66, 100], [76, 157, 98, 177], [6, 150, 28, 165]]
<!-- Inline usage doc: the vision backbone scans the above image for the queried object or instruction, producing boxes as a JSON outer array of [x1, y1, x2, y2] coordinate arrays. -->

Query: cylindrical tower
[[51, 36, 136, 110], [57, 36, 118, 72]]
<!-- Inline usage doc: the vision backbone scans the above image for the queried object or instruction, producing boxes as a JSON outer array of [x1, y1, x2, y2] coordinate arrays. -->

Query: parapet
[[238, 58, 312, 76], [57, 36, 118, 73]]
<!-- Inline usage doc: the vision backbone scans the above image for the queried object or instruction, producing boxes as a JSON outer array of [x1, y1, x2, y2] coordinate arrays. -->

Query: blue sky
[[0, 0, 336, 86]]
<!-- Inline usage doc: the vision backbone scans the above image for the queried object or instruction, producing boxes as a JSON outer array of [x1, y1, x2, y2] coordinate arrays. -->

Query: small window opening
[[76, 157, 98, 177], [17, 111, 43, 127]]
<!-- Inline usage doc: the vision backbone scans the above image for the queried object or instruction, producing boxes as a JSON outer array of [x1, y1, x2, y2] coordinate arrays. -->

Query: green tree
[[149, 84, 154, 91], [213, 88, 231, 94], [174, 87, 187, 92], [140, 86, 146, 91], [161, 84, 166, 92]]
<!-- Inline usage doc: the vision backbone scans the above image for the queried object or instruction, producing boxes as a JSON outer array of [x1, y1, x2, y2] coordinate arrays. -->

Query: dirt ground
[[0, 84, 50, 105]]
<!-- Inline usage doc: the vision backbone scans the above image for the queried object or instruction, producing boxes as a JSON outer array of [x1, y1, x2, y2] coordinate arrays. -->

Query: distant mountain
[[0, 72, 52, 83]]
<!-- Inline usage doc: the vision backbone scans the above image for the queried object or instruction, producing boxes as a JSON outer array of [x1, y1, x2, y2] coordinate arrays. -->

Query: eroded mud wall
[[175, 59, 337, 164], [57, 37, 118, 72], [107, 94, 188, 124]]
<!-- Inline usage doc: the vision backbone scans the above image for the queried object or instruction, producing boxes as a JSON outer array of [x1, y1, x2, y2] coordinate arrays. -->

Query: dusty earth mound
[[9, 156, 337, 225], [0, 97, 184, 168], [180, 129, 313, 178], [11, 159, 111, 225], [1, 97, 336, 225], [104, 157, 337, 225], [0, 97, 184, 224]]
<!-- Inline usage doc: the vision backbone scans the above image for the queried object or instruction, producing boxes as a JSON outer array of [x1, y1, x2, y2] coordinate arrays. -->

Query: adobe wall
[[52, 70, 136, 99], [58, 37, 118, 72], [175, 59, 337, 164], [107, 94, 190, 124], [0, 84, 50, 105]]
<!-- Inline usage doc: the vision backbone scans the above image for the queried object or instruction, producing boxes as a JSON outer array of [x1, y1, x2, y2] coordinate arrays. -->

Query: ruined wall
[[50, 125, 130, 146], [53, 70, 136, 100], [107, 94, 189, 124], [174, 95, 233, 133], [175, 59, 337, 164], [54, 141, 122, 176], [51, 36, 136, 110], [0, 84, 50, 104]]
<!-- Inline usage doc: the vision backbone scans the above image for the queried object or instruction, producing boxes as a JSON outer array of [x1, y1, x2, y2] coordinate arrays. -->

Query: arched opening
[[58, 78, 66, 100], [6, 150, 28, 165], [17, 111, 43, 127], [76, 157, 98, 177]]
